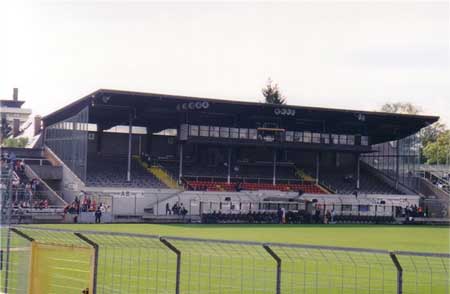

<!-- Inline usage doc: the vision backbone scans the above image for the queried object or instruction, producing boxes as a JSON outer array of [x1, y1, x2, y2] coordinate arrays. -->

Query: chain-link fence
[[2, 226, 449, 294]]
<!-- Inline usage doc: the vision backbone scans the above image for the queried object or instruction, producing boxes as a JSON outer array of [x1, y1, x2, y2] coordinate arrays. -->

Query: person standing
[[95, 207, 102, 223]]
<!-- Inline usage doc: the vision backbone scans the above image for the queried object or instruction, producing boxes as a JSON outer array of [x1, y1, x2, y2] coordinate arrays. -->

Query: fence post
[[263, 244, 281, 294], [160, 238, 181, 294], [389, 252, 403, 294], [74, 233, 99, 294], [6, 228, 35, 294]]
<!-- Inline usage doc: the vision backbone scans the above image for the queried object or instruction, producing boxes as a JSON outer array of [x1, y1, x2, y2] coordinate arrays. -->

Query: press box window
[[220, 127, 229, 138], [189, 125, 199, 136], [230, 128, 239, 139], [199, 126, 209, 137], [285, 131, 294, 142], [303, 132, 312, 143]]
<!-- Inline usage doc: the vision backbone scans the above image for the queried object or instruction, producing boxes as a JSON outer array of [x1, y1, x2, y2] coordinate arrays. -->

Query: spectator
[[95, 207, 102, 223], [325, 210, 332, 224], [166, 203, 171, 215]]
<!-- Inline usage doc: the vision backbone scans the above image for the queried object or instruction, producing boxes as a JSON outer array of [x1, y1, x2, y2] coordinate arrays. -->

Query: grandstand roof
[[43, 89, 439, 144]]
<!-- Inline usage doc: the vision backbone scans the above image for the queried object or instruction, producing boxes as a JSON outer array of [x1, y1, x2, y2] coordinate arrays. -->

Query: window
[[303, 132, 312, 143], [230, 128, 239, 138], [339, 135, 347, 145], [312, 133, 321, 144], [199, 125, 209, 137], [321, 133, 330, 144], [249, 129, 257, 140], [347, 135, 355, 145], [331, 134, 339, 144], [220, 127, 229, 138], [211, 126, 220, 137], [361, 136, 369, 146], [189, 125, 199, 136], [239, 128, 248, 139], [285, 131, 294, 142], [294, 132, 303, 142]]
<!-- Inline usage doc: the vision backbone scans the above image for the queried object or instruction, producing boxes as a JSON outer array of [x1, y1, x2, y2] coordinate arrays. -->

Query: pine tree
[[262, 78, 286, 104]]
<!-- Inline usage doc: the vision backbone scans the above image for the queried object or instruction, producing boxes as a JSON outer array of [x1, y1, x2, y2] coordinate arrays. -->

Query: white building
[[0, 88, 32, 140]]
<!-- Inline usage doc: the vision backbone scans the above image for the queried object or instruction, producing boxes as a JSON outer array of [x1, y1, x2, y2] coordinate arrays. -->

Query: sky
[[1, 0, 449, 126]]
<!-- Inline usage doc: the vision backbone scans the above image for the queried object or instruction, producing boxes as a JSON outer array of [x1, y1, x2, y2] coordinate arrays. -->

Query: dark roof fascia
[[42, 88, 440, 127]]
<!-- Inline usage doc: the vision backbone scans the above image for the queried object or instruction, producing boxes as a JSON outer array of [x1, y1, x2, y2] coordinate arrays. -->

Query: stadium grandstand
[[2, 89, 449, 224]]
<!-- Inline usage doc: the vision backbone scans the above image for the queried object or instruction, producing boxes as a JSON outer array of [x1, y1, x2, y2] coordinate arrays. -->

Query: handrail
[[24, 164, 67, 206]]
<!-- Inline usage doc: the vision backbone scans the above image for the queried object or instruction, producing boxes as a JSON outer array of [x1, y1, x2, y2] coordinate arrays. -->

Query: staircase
[[134, 157, 180, 189], [295, 167, 331, 194]]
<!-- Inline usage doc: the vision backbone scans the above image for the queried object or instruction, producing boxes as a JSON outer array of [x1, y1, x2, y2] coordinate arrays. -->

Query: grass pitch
[[34, 223, 450, 252], [4, 224, 450, 294]]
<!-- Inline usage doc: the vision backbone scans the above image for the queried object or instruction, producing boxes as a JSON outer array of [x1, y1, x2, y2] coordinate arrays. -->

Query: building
[[0, 88, 32, 141]]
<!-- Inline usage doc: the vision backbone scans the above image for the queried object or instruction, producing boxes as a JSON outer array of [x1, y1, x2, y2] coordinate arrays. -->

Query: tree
[[380, 102, 421, 114], [2, 137, 29, 148], [380, 102, 448, 164], [0, 116, 12, 142], [422, 131, 450, 164], [262, 78, 286, 105]]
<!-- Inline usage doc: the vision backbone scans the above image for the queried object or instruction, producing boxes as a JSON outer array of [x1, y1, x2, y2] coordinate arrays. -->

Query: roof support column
[[395, 140, 400, 189], [126, 112, 133, 182], [227, 147, 231, 184], [356, 153, 360, 190], [179, 143, 183, 183], [273, 149, 277, 186], [315, 152, 320, 185]]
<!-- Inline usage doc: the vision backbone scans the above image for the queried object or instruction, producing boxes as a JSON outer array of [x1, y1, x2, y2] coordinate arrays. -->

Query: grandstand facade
[[7, 89, 444, 223]]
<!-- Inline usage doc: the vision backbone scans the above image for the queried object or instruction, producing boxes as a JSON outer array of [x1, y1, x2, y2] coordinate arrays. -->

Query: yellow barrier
[[28, 242, 94, 294]]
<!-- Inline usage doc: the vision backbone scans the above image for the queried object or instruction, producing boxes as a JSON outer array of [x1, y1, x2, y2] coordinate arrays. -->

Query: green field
[[4, 224, 450, 294], [34, 223, 450, 252]]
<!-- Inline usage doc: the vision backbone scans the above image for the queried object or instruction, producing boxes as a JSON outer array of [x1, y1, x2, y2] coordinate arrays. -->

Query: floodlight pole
[[127, 112, 133, 182]]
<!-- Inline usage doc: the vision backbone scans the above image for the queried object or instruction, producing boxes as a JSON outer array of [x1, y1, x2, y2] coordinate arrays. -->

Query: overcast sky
[[1, 1, 449, 125]]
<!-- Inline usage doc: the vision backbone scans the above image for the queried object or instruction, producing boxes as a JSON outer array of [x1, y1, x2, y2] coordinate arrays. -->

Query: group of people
[[64, 194, 108, 223], [165, 201, 188, 217], [202, 210, 313, 224], [396, 204, 427, 218], [2, 151, 43, 207]]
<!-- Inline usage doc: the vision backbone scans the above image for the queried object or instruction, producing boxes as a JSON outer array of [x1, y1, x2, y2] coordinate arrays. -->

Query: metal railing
[[2, 226, 449, 294]]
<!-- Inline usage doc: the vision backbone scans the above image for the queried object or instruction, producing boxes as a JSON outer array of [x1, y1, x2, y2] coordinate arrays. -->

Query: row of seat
[[185, 180, 324, 193]]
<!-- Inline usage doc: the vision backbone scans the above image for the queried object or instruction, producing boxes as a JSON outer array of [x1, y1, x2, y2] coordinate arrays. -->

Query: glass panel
[[239, 128, 248, 139], [361, 136, 369, 146], [294, 132, 303, 142], [249, 129, 257, 140], [312, 133, 321, 144], [331, 134, 339, 144], [285, 131, 294, 142], [303, 131, 312, 143], [211, 126, 220, 137], [45, 106, 89, 181], [339, 135, 347, 145], [199, 125, 209, 137], [347, 135, 355, 145], [321, 133, 330, 144], [220, 127, 229, 138], [230, 128, 239, 139], [189, 125, 199, 136]]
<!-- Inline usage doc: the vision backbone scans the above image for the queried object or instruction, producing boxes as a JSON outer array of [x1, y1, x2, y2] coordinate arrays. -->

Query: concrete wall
[[28, 165, 62, 180]]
